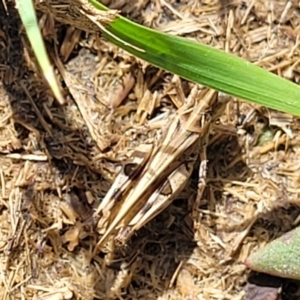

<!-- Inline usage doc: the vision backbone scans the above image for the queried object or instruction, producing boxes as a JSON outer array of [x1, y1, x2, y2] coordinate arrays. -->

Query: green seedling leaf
[[16, 0, 64, 104], [89, 0, 300, 116], [257, 128, 275, 146], [245, 226, 300, 280]]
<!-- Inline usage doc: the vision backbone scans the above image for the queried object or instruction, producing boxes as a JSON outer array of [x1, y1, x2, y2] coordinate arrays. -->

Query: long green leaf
[[16, 0, 64, 104], [90, 0, 300, 116]]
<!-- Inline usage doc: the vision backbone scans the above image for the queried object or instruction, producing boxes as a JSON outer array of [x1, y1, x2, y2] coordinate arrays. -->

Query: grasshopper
[[115, 160, 196, 243], [93, 88, 229, 255]]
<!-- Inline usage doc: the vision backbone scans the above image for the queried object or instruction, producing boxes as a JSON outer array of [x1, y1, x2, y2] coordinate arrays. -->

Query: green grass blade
[[90, 0, 300, 116], [16, 0, 64, 104]]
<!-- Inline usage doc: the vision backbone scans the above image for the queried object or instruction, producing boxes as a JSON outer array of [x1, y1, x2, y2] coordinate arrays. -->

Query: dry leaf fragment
[[109, 72, 135, 108], [61, 222, 82, 251], [64, 191, 93, 222], [176, 268, 200, 298], [36, 287, 73, 300], [243, 273, 281, 300]]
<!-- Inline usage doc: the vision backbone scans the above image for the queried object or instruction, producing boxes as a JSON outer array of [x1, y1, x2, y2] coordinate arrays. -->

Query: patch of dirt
[[1, 0, 300, 299]]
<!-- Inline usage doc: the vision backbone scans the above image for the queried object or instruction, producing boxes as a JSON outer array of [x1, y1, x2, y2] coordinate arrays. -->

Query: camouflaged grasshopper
[[93, 88, 229, 255]]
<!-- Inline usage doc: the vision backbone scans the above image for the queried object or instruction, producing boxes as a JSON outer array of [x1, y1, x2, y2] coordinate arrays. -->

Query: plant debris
[[1, 0, 300, 299], [243, 273, 281, 300]]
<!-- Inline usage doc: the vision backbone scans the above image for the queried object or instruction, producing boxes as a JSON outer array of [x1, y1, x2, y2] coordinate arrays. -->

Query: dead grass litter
[[1, 0, 300, 299]]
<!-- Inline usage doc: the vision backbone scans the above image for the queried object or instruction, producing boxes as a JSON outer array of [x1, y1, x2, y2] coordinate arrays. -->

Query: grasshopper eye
[[123, 163, 139, 178]]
